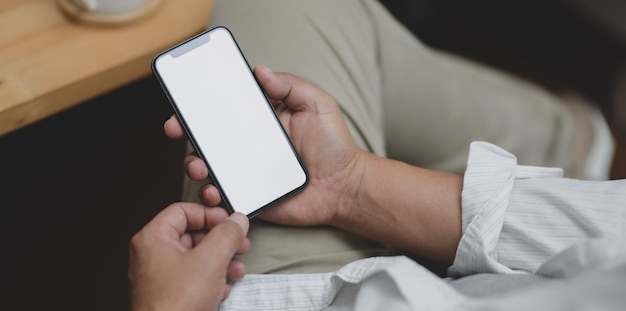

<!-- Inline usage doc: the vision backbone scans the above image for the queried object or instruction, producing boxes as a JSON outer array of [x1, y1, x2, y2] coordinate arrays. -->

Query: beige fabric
[[181, 0, 587, 274]]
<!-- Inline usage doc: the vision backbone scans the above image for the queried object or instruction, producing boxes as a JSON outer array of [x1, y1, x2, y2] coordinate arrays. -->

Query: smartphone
[[152, 27, 308, 218]]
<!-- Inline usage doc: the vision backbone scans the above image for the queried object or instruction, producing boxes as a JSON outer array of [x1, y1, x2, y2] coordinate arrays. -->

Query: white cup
[[70, 0, 148, 14]]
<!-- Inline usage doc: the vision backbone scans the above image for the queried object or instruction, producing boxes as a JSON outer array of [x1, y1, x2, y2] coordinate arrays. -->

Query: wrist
[[330, 149, 375, 228]]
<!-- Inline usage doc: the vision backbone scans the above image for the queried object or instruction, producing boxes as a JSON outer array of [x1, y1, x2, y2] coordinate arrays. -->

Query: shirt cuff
[[448, 141, 563, 276]]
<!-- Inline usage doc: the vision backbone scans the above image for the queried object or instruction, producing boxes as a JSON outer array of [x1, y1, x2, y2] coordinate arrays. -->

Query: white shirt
[[220, 142, 626, 310]]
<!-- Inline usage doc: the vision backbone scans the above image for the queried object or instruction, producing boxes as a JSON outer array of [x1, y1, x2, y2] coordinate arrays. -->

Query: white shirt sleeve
[[449, 141, 626, 276], [220, 141, 626, 310]]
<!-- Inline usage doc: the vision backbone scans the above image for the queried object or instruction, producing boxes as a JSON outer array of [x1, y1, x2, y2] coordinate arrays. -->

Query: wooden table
[[0, 0, 214, 136]]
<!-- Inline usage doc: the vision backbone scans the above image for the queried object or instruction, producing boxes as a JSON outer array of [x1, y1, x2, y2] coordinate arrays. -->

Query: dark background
[[1, 1, 625, 309]]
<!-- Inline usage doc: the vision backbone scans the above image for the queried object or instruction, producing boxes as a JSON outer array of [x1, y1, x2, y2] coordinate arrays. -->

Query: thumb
[[193, 213, 249, 264], [254, 64, 331, 112]]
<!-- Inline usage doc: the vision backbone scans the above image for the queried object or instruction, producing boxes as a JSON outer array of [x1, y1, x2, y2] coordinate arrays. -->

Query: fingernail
[[164, 115, 173, 126], [229, 213, 248, 230], [260, 64, 273, 73]]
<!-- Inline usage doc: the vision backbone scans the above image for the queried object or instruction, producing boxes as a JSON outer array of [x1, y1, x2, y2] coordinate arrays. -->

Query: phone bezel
[[151, 26, 309, 218]]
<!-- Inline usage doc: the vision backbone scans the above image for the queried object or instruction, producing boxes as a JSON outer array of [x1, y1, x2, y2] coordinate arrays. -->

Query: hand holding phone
[[165, 65, 368, 228], [153, 27, 309, 218]]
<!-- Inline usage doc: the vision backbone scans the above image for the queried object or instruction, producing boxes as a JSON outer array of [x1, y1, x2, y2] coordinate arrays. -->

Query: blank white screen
[[154, 28, 307, 216]]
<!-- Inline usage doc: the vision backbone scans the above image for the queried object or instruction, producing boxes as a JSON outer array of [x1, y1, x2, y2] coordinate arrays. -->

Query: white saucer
[[58, 0, 163, 26]]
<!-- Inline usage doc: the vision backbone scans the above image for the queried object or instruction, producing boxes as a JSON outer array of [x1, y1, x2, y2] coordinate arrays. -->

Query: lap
[[180, 0, 582, 273]]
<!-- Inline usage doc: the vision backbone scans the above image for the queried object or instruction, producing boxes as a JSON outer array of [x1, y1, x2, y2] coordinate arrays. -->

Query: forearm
[[332, 151, 463, 265]]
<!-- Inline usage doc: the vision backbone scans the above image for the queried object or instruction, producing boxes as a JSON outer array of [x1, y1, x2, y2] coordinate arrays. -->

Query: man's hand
[[164, 65, 365, 227], [164, 66, 464, 264], [128, 203, 250, 311]]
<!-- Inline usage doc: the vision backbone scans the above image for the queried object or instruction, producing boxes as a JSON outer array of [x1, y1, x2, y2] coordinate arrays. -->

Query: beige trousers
[[182, 0, 582, 274]]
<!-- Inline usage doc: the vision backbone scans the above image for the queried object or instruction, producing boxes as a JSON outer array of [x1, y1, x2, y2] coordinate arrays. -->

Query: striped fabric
[[450, 142, 626, 275], [219, 142, 626, 310]]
